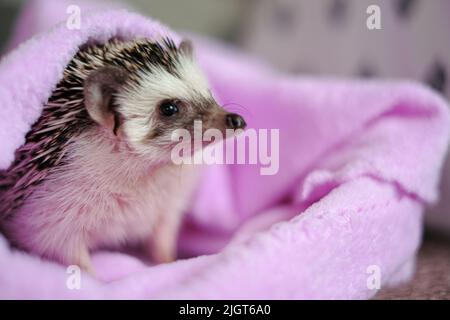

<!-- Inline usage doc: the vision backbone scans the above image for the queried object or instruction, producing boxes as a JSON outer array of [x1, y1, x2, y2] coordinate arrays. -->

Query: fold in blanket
[[0, 8, 449, 299]]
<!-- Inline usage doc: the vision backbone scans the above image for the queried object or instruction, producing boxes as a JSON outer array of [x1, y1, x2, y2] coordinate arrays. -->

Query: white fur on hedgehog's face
[[115, 54, 241, 161], [83, 39, 247, 163]]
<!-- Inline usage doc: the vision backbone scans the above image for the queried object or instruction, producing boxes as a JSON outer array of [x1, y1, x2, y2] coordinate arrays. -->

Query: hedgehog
[[0, 37, 246, 274]]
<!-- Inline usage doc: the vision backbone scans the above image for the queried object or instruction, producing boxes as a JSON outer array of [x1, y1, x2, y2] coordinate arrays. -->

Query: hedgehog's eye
[[159, 100, 179, 117]]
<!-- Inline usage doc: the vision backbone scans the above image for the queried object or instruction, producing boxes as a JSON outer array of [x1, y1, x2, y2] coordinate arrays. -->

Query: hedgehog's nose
[[226, 113, 246, 130]]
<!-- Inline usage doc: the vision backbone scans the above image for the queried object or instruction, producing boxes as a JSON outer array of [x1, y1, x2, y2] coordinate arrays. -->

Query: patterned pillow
[[240, 0, 448, 98]]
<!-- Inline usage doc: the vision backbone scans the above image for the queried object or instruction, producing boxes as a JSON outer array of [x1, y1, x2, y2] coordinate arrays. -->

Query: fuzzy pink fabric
[[0, 7, 449, 299]]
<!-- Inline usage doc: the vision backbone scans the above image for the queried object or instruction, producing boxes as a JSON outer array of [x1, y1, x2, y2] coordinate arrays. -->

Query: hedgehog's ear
[[84, 66, 128, 135], [179, 39, 194, 58]]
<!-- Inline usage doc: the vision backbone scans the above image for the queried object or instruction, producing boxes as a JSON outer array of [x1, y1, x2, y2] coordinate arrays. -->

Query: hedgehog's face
[[84, 39, 246, 162]]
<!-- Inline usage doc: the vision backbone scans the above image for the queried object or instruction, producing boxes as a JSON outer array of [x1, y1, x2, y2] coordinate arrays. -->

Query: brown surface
[[374, 232, 450, 300]]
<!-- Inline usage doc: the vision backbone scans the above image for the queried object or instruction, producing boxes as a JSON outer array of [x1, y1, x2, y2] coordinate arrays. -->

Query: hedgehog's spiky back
[[0, 37, 184, 220]]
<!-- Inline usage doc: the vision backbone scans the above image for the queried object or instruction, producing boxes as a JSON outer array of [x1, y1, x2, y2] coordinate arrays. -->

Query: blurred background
[[0, 0, 449, 298], [2, 0, 449, 98]]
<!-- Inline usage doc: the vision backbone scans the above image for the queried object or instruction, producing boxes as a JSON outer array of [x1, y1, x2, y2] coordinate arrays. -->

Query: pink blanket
[[0, 8, 449, 299]]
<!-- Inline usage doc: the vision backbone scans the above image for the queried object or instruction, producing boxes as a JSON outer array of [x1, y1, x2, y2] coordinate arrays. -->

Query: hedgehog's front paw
[[147, 219, 178, 264], [66, 244, 96, 277], [150, 241, 176, 264], [79, 259, 96, 277]]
